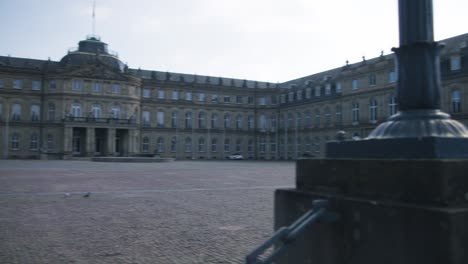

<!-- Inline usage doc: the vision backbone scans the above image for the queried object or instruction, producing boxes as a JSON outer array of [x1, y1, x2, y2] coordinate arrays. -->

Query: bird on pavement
[[83, 192, 91, 198]]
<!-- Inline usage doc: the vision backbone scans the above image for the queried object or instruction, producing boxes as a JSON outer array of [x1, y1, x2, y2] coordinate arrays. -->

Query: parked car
[[227, 154, 244, 160]]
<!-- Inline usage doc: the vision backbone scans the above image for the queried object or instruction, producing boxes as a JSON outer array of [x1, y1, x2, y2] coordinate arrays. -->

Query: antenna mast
[[92, 0, 96, 36]]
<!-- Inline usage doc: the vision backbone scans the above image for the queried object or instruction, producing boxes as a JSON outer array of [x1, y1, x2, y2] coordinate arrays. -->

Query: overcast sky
[[0, 0, 466, 82]]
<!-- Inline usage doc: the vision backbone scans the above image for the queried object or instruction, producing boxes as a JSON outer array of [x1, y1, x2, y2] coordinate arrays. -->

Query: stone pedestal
[[274, 159, 468, 264]]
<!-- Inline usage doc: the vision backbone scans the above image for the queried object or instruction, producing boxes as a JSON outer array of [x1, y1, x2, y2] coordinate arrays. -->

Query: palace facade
[[1, 33, 467, 160]]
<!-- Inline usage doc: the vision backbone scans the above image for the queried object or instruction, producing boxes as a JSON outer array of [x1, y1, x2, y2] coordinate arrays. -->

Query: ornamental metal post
[[367, 0, 468, 139]]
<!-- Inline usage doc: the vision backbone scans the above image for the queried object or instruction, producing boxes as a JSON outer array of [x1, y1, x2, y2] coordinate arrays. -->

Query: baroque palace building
[[0, 33, 467, 160]]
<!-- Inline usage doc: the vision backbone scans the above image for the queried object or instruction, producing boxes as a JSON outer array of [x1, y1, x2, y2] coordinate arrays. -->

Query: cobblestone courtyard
[[0, 160, 294, 264]]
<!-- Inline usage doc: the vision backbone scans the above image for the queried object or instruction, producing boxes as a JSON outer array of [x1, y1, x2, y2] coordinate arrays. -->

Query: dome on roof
[[60, 35, 124, 72]]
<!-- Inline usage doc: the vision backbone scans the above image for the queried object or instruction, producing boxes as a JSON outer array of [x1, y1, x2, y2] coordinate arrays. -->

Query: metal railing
[[246, 199, 338, 264]]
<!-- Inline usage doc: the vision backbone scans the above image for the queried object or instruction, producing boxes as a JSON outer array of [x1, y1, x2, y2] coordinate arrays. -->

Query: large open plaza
[[0, 160, 294, 263]]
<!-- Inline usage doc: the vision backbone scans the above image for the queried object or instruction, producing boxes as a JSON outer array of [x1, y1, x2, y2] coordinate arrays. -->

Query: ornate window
[[314, 110, 320, 128], [369, 99, 378, 123], [335, 105, 342, 125], [142, 137, 149, 153], [224, 114, 231, 129], [91, 105, 101, 118], [211, 138, 217, 152], [236, 115, 242, 129], [142, 111, 150, 127], [451, 90, 461, 113], [171, 112, 178, 128], [198, 138, 206, 152], [71, 103, 81, 118], [30, 104, 40, 121], [224, 138, 230, 152], [157, 111, 165, 128], [32, 80, 41, 90], [171, 136, 177, 152], [185, 112, 192, 129], [248, 116, 254, 130], [236, 139, 242, 152], [30, 133, 39, 150], [11, 133, 20, 150], [352, 102, 360, 124], [157, 137, 165, 152], [47, 134, 55, 150], [11, 103, 22, 121], [211, 113, 218, 129], [184, 137, 192, 152], [198, 112, 206, 128], [93, 82, 103, 93]]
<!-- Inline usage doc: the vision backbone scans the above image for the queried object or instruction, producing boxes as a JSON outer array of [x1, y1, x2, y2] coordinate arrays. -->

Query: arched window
[[171, 111, 178, 128], [224, 138, 230, 152], [47, 102, 55, 121], [259, 114, 266, 130], [211, 138, 217, 152], [451, 90, 461, 113], [10, 103, 21, 121], [157, 137, 165, 152], [352, 102, 360, 124], [324, 107, 331, 127], [11, 133, 20, 150], [198, 138, 206, 152], [305, 111, 311, 128], [30, 104, 40, 121], [224, 114, 231, 129], [211, 113, 218, 129], [295, 113, 302, 128], [236, 115, 242, 129], [91, 104, 101, 118], [248, 116, 254, 130], [198, 112, 206, 128], [30, 133, 39, 150], [185, 112, 192, 129], [185, 137, 192, 152], [47, 134, 55, 150], [142, 137, 150, 152], [236, 138, 242, 152], [259, 136, 266, 153], [335, 105, 342, 125], [270, 114, 277, 130], [287, 113, 294, 128], [248, 139, 254, 153], [369, 99, 378, 123], [110, 105, 120, 119], [157, 110, 165, 128], [170, 136, 177, 152], [314, 110, 320, 128]]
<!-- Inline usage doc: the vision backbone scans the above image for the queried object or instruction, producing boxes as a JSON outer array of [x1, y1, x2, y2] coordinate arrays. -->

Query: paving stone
[[0, 160, 294, 264]]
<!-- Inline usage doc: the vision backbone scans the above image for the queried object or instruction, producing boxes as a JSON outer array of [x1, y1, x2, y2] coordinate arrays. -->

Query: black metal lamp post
[[367, 0, 468, 139], [328, 0, 468, 158]]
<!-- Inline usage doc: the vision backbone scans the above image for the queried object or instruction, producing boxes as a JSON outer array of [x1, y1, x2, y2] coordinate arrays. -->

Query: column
[[63, 127, 73, 159], [106, 128, 115, 156], [86, 127, 95, 157]]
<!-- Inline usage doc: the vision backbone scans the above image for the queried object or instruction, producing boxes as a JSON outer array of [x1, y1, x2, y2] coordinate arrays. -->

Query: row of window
[[8, 133, 55, 151], [143, 88, 272, 106], [141, 136, 322, 154], [0, 79, 42, 90]]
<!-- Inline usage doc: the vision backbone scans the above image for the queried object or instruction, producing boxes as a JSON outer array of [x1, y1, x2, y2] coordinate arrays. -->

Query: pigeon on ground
[[64, 192, 71, 198], [83, 192, 91, 198]]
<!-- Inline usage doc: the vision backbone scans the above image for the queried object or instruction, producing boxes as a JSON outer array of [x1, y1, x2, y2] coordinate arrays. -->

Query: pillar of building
[[272, 1, 468, 263], [127, 129, 138, 156], [106, 128, 115, 156], [63, 126, 73, 159], [85, 127, 95, 157]]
